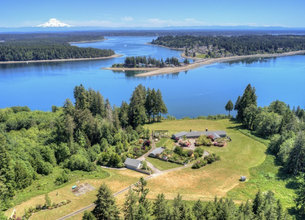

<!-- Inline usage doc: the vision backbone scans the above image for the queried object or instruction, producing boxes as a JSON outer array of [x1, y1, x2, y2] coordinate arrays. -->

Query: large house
[[124, 158, 142, 170], [172, 130, 227, 141]]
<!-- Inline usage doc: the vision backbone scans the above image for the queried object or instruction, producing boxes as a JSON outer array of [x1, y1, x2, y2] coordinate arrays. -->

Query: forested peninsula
[[0, 33, 115, 62], [151, 35, 305, 58]]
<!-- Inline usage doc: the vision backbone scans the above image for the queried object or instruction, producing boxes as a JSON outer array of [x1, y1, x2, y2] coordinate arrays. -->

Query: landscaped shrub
[[196, 135, 212, 146], [194, 148, 204, 157], [192, 153, 220, 169], [54, 169, 70, 186], [174, 146, 183, 155]]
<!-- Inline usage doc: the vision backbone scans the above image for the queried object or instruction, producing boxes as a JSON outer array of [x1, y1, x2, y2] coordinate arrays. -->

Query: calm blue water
[[0, 36, 304, 118]]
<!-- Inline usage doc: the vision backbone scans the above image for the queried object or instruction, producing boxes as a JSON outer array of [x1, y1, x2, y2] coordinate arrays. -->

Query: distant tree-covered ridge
[[151, 35, 305, 58], [0, 33, 114, 61], [112, 56, 189, 68]]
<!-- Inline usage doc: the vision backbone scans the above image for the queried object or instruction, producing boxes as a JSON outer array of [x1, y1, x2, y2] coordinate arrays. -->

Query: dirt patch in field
[[72, 183, 95, 196]]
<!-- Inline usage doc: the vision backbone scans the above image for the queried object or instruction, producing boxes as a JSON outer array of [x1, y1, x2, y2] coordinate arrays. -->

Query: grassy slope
[[145, 119, 295, 208], [5, 169, 144, 219], [146, 157, 182, 171]]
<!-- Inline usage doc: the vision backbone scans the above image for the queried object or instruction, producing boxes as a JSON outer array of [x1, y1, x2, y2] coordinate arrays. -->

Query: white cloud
[[122, 16, 134, 22], [37, 18, 71, 28]]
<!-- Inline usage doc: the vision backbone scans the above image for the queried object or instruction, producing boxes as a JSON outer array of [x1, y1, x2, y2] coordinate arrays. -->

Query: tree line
[[151, 35, 305, 58], [0, 84, 167, 211], [112, 56, 187, 68], [82, 177, 289, 220], [0, 33, 114, 61], [228, 84, 305, 218]]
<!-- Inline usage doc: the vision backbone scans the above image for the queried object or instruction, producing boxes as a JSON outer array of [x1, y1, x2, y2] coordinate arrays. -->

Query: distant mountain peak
[[37, 18, 71, 28]]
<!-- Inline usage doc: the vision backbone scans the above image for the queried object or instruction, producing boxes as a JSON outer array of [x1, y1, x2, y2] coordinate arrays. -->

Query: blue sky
[[1, 0, 305, 28]]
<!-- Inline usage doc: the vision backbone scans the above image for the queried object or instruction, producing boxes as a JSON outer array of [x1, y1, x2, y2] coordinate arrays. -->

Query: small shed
[[124, 158, 142, 170], [240, 176, 247, 182], [149, 147, 165, 157]]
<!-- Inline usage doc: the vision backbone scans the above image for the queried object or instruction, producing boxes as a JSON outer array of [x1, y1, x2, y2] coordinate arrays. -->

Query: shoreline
[[135, 50, 305, 77], [103, 67, 159, 71], [69, 38, 106, 44], [0, 54, 123, 65]]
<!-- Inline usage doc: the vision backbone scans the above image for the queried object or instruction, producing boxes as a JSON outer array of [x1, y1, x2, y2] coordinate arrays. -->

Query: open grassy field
[[5, 169, 144, 219], [144, 119, 295, 207], [146, 157, 182, 171]]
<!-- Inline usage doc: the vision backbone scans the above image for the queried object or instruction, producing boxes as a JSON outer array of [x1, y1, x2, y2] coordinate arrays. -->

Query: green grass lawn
[[144, 118, 296, 209], [156, 137, 175, 150], [146, 157, 182, 171], [227, 154, 296, 209]]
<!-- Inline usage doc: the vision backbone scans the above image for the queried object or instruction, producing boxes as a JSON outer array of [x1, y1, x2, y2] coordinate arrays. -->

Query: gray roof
[[149, 147, 165, 156], [173, 130, 226, 139], [173, 131, 188, 138], [124, 158, 142, 168], [185, 131, 206, 138], [214, 130, 227, 137]]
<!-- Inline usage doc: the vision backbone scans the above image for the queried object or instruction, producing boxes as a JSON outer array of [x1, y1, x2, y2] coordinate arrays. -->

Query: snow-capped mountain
[[37, 18, 71, 28]]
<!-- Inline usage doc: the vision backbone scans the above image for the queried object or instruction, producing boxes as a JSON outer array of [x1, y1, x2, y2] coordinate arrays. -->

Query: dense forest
[[112, 56, 189, 68], [151, 35, 305, 58], [0, 33, 114, 61], [0, 84, 167, 211], [232, 84, 305, 218], [80, 177, 289, 220]]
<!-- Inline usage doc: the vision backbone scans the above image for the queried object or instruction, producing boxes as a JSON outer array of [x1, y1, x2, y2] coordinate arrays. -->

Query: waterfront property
[[172, 130, 227, 141]]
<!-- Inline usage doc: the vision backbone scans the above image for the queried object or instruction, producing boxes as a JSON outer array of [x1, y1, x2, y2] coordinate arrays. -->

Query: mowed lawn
[[146, 157, 182, 171], [5, 169, 144, 220], [145, 119, 267, 201]]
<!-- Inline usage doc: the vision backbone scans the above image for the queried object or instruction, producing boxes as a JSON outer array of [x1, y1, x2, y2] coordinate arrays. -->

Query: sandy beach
[[0, 54, 122, 65], [135, 50, 305, 77]]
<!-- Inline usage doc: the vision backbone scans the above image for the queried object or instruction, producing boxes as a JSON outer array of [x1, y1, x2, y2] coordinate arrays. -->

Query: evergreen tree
[[192, 200, 204, 219], [285, 132, 305, 174], [92, 183, 120, 220], [253, 190, 264, 215], [295, 175, 305, 217], [82, 211, 97, 220], [155, 89, 167, 121], [153, 193, 170, 220], [136, 204, 150, 220], [74, 84, 89, 110], [225, 100, 234, 117], [236, 84, 257, 121], [105, 99, 113, 123], [128, 85, 147, 128], [134, 177, 150, 213], [145, 88, 154, 122], [119, 101, 129, 128], [124, 188, 138, 220]]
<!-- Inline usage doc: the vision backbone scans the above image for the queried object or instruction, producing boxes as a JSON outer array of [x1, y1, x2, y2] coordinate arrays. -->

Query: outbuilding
[[124, 158, 142, 170], [149, 147, 165, 157]]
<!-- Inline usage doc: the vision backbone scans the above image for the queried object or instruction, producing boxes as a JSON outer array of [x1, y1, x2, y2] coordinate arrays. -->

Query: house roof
[[124, 158, 142, 168], [185, 131, 206, 138], [149, 147, 165, 156], [174, 130, 226, 139], [173, 131, 188, 138]]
